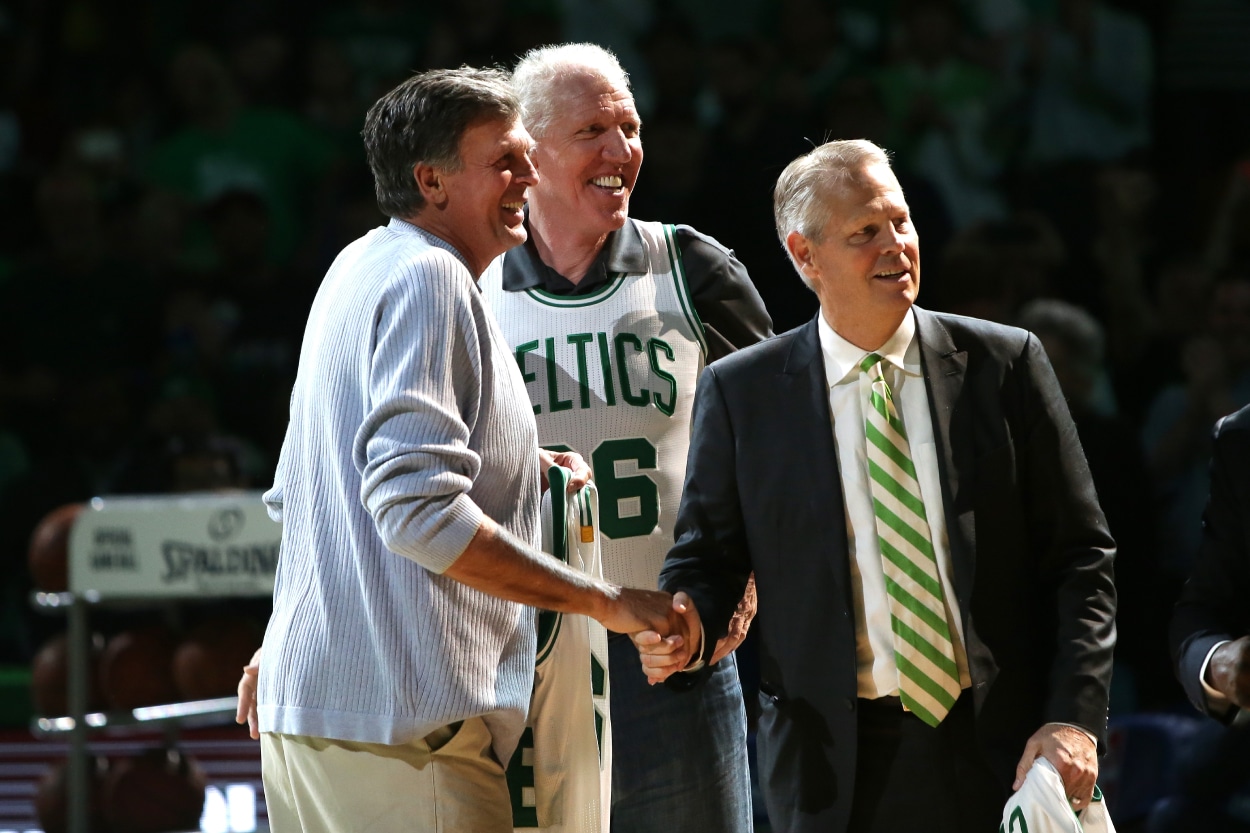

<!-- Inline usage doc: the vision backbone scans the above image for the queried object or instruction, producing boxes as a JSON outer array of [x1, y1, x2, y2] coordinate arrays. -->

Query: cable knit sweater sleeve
[[356, 247, 490, 573]]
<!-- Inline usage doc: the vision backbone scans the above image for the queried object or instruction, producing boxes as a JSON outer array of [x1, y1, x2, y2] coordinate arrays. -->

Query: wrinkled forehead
[[546, 71, 637, 123], [457, 114, 533, 160]]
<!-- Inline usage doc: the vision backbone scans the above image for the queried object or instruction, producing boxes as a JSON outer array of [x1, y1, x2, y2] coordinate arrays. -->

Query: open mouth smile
[[590, 176, 624, 190]]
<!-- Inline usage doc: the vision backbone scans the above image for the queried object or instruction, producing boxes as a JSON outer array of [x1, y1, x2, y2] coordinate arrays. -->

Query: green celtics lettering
[[514, 331, 678, 416]]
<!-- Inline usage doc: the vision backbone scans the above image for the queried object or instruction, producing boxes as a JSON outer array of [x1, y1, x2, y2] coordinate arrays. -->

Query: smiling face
[[528, 70, 643, 247], [416, 115, 538, 276], [785, 161, 920, 349]]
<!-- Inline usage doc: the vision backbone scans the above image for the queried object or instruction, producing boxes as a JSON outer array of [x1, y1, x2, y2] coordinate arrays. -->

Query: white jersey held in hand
[[1000, 757, 1116, 833], [509, 466, 612, 832]]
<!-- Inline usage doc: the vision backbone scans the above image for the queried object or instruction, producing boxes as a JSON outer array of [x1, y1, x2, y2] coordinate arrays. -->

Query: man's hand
[[597, 586, 682, 637], [539, 448, 591, 491], [710, 573, 757, 665], [633, 592, 703, 684], [1208, 636, 1250, 708], [1013, 724, 1098, 810], [235, 648, 262, 740]]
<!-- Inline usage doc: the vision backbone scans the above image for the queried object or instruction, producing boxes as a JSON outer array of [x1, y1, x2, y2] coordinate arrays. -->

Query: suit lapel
[[782, 316, 852, 608], [914, 308, 976, 609]]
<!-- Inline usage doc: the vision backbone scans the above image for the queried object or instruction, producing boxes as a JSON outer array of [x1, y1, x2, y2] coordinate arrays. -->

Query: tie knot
[[860, 353, 886, 375]]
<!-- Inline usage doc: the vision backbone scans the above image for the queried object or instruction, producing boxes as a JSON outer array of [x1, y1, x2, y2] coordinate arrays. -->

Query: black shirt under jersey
[[499, 218, 774, 361]]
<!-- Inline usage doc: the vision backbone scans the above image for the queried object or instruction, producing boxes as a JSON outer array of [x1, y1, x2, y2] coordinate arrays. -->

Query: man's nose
[[517, 154, 539, 186], [881, 225, 906, 254], [602, 128, 632, 163]]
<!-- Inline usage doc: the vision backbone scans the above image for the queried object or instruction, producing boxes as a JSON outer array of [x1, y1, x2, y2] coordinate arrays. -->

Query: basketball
[[34, 757, 109, 833], [99, 626, 179, 711], [27, 503, 85, 593], [30, 632, 105, 716], [172, 615, 263, 701], [101, 747, 206, 833]]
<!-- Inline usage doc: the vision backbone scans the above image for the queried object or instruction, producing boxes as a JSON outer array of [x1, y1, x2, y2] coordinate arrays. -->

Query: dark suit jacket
[[1170, 404, 1250, 720], [660, 307, 1117, 833]]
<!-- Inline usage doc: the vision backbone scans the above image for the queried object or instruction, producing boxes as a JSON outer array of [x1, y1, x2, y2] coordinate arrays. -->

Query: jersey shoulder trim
[[662, 223, 709, 359]]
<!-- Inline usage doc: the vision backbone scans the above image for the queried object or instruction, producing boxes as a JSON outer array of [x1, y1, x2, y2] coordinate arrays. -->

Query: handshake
[[609, 578, 757, 685], [542, 448, 744, 685], [235, 588, 710, 739], [603, 587, 704, 685]]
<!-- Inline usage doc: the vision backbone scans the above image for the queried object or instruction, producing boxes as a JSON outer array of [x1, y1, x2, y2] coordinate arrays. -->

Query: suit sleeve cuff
[[682, 620, 708, 673], [1200, 640, 1234, 713], [1045, 722, 1098, 745]]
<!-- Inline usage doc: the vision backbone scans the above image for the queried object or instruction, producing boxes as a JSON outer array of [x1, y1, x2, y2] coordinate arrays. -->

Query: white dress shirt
[[817, 310, 972, 699]]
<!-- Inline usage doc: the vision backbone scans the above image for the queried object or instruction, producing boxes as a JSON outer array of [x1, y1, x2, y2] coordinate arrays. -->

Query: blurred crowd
[[0, 0, 1248, 751]]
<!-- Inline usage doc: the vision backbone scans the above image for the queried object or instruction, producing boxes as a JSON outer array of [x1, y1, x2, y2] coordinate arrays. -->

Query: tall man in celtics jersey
[[479, 43, 773, 833]]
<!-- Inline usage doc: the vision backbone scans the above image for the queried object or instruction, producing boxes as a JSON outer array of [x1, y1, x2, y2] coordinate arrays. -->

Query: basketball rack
[[31, 491, 278, 833]]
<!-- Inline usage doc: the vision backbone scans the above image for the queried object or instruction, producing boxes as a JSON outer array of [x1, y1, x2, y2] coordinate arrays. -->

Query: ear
[[785, 230, 818, 281], [413, 162, 447, 207]]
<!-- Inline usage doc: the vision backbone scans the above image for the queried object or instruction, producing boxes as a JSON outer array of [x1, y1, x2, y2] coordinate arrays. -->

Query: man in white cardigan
[[254, 66, 687, 833]]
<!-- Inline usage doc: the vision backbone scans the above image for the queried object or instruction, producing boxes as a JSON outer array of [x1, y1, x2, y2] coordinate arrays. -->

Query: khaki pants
[[261, 718, 512, 833]]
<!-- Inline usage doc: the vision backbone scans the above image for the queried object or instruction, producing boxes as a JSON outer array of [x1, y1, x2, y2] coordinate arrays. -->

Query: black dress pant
[[847, 692, 1006, 833]]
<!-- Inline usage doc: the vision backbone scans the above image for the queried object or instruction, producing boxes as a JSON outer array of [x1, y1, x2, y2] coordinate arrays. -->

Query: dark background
[[1, 0, 1248, 826]]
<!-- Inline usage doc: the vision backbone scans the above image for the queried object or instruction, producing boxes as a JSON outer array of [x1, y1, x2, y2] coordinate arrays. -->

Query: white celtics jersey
[[509, 466, 612, 832], [481, 220, 708, 589], [1000, 758, 1116, 833]]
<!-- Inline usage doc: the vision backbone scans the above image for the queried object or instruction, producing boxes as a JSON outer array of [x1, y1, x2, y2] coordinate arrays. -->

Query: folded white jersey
[[1001, 757, 1116, 833], [509, 466, 612, 832]]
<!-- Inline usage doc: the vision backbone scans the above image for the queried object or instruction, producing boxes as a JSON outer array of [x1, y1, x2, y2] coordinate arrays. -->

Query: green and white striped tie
[[861, 352, 961, 727]]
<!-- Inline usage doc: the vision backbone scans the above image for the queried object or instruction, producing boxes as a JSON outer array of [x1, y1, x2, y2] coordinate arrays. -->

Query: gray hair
[[362, 66, 520, 219], [773, 139, 893, 284], [512, 43, 632, 140]]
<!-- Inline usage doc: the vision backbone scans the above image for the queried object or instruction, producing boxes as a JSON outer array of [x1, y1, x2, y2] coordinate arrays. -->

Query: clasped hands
[[620, 591, 705, 685], [620, 579, 757, 683], [234, 590, 707, 741]]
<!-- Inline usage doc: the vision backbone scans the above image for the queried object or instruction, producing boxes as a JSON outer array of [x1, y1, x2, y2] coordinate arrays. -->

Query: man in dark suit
[[634, 139, 1117, 832], [1156, 404, 1250, 831], [1171, 403, 1250, 719]]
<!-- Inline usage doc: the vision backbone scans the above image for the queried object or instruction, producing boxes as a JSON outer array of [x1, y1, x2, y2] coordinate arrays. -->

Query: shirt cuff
[[1200, 640, 1234, 712], [1045, 722, 1098, 745], [682, 620, 708, 673]]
